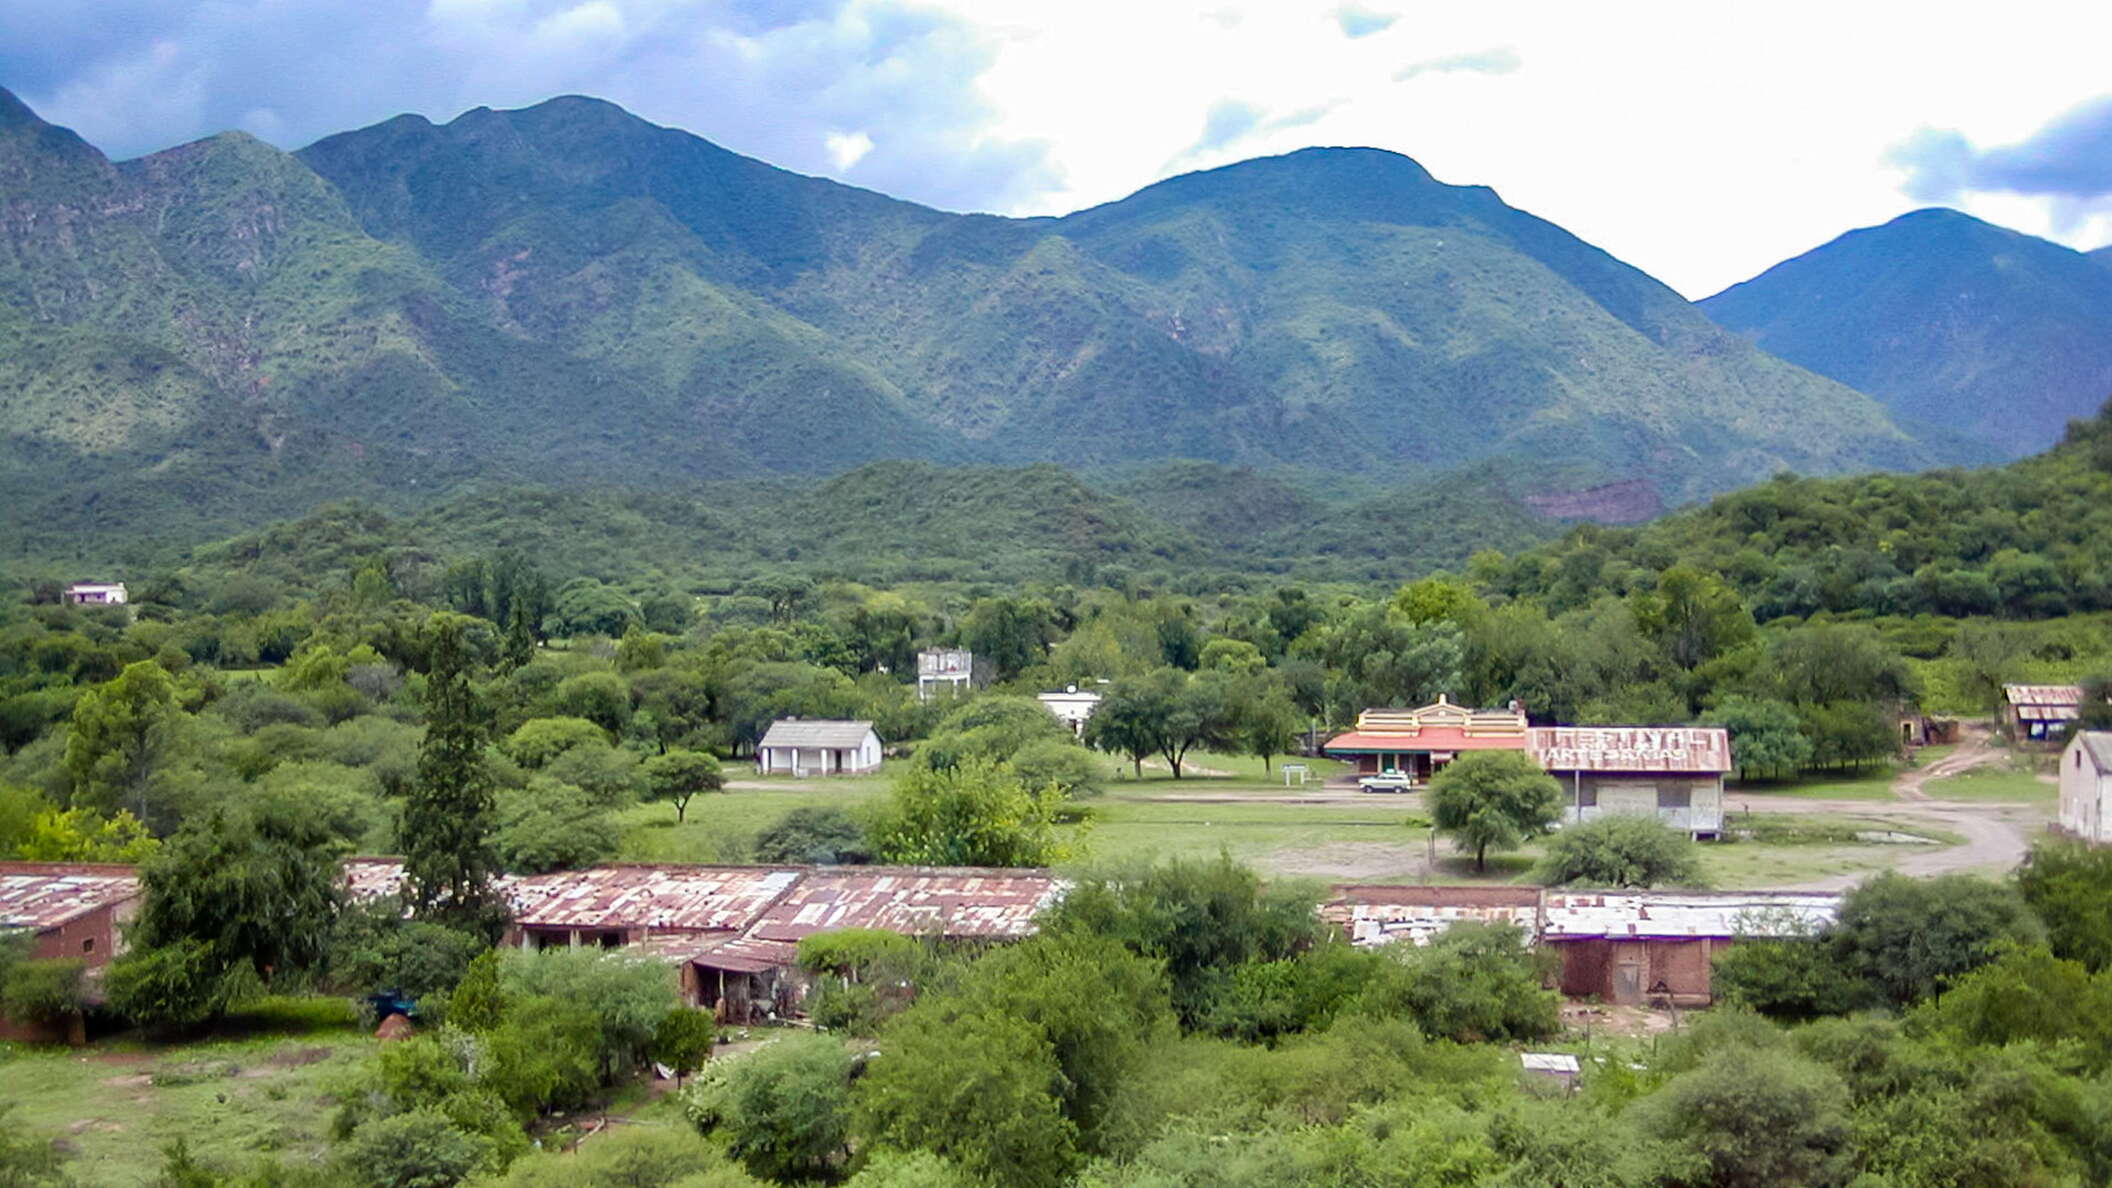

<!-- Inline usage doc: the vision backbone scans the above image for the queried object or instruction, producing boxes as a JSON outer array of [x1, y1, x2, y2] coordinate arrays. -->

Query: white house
[[2058, 731, 2112, 844], [1037, 687, 1103, 737], [756, 720, 883, 777], [64, 582, 127, 607]]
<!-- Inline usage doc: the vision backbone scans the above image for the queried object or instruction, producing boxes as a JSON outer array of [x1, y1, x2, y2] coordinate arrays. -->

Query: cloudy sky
[[5, 0, 2110, 297]]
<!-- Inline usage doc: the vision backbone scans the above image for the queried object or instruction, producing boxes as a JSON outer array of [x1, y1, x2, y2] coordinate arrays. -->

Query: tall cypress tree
[[403, 614, 505, 934]]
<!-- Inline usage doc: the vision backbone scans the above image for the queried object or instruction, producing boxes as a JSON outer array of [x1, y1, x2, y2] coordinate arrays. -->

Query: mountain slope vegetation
[[1703, 207, 2112, 459], [0, 88, 1939, 563]]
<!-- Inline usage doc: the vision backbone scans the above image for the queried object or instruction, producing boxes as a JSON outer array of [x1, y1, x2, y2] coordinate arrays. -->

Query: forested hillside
[[1704, 208, 2112, 458], [0, 87, 1940, 562]]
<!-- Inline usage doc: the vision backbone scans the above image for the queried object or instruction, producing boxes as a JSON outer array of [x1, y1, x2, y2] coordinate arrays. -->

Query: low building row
[[1323, 884, 1840, 1007]]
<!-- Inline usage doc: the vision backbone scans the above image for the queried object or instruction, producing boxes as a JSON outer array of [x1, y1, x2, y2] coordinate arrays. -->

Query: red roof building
[[1322, 696, 1529, 781]]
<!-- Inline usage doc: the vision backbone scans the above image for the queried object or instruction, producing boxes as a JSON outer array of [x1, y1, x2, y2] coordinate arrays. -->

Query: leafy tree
[[1830, 872, 2046, 1006], [1760, 623, 1915, 708], [502, 717, 609, 767], [447, 950, 508, 1033], [960, 596, 1056, 681], [1007, 739, 1102, 799], [402, 616, 505, 934], [867, 758, 1065, 868], [550, 671, 632, 735], [1357, 922, 1558, 1043], [15, 806, 157, 862], [716, 1033, 855, 1181], [2014, 840, 2112, 971], [60, 660, 194, 831], [1223, 677, 1302, 773], [1796, 700, 1897, 770], [651, 1008, 717, 1085], [493, 779, 620, 874], [1296, 603, 1464, 718], [853, 1007, 1077, 1188], [497, 947, 679, 1083], [1427, 751, 1563, 872], [493, 1127, 742, 1187], [1710, 936, 1866, 1021], [104, 937, 247, 1031], [1631, 1046, 1850, 1188], [1631, 567, 1755, 671], [641, 749, 724, 825], [1908, 944, 2112, 1065], [328, 902, 490, 1003], [1197, 637, 1266, 675], [844, 1150, 977, 1188], [550, 579, 639, 638], [1083, 668, 1224, 779], [753, 805, 872, 865], [131, 793, 345, 987], [481, 995, 612, 1117], [336, 1107, 495, 1188], [500, 598, 537, 673], [1704, 695, 1813, 780], [1043, 855, 1322, 1027], [1537, 815, 1706, 888]]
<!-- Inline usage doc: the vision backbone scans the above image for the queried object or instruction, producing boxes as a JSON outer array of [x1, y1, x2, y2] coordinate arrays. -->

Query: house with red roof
[[1321, 696, 1528, 783]]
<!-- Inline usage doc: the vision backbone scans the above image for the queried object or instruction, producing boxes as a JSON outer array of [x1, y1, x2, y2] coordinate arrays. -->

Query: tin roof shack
[[721, 866, 1061, 1023], [2058, 731, 2112, 844], [1541, 891, 1840, 1007], [1530, 727, 1732, 839], [1322, 885, 1542, 948], [756, 719, 883, 776], [0, 862, 142, 1043], [1322, 696, 1529, 782], [2005, 684, 2085, 743]]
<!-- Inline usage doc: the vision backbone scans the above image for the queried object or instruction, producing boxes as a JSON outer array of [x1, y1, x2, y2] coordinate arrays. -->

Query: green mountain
[[1701, 208, 2112, 459], [3, 88, 1936, 563]]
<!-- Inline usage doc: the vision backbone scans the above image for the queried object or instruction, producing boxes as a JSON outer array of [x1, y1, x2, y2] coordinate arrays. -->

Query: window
[[81, 937, 95, 954], [1657, 786, 1693, 809], [1576, 787, 1599, 807]]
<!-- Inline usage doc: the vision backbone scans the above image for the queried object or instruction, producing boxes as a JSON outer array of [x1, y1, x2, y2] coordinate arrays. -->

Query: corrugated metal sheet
[[691, 934, 801, 974], [1542, 891, 1839, 940], [2005, 684, 2084, 707], [1530, 727, 1732, 774], [0, 863, 141, 931], [747, 867, 1059, 943], [1324, 727, 1530, 755], [757, 720, 878, 749], [1322, 885, 1541, 947], [509, 865, 804, 931]]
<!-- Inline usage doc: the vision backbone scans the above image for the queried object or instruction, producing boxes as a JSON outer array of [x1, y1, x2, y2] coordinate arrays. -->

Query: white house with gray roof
[[2059, 731, 2112, 844], [757, 719, 882, 777]]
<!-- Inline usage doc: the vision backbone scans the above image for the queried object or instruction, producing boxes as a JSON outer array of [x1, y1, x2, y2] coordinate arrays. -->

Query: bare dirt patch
[[1562, 1004, 1683, 1038], [1253, 840, 1435, 881]]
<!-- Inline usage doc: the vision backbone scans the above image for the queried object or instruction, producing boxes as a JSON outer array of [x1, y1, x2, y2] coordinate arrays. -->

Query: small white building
[[64, 582, 127, 606], [1037, 686, 1103, 737], [915, 649, 986, 702], [2058, 731, 2112, 844], [756, 720, 883, 777]]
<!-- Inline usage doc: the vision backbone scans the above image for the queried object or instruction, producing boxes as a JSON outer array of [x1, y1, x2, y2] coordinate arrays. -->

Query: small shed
[[1530, 726, 1731, 838], [1520, 1052, 1580, 1094], [2059, 731, 2112, 844], [756, 720, 883, 776], [1541, 890, 1840, 1006], [0, 862, 143, 1043], [2006, 684, 2084, 743]]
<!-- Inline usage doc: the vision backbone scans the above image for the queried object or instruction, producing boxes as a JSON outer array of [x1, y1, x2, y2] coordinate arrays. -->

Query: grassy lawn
[[1725, 766, 1900, 802], [1076, 794, 1432, 877], [617, 768, 891, 863], [1922, 765, 2055, 803], [0, 998, 368, 1186]]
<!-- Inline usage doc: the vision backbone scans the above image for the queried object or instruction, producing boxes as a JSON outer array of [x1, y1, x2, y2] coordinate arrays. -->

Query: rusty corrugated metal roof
[[746, 866, 1059, 943], [2005, 684, 2084, 708], [0, 862, 141, 932], [1528, 726, 1733, 775], [507, 865, 804, 931], [691, 934, 802, 973]]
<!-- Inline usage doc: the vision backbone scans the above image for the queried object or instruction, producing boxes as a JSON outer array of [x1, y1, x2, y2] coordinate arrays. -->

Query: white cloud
[[825, 129, 874, 169]]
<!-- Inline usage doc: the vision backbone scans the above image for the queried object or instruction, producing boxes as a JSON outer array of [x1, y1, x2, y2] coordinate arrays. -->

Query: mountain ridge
[[1, 86, 1943, 559]]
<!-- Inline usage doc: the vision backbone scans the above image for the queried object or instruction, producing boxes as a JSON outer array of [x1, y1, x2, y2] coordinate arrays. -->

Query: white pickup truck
[[1356, 771, 1416, 793]]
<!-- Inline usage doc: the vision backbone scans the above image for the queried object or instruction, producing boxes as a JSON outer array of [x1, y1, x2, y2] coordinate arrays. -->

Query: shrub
[[497, 948, 679, 1082], [1831, 873, 2045, 1006], [503, 717, 611, 767], [1537, 815, 1707, 888], [651, 1008, 717, 1082], [753, 806, 871, 865], [714, 1033, 855, 1181], [336, 1107, 494, 1188], [1631, 1047, 1850, 1188], [1356, 923, 1558, 1043], [0, 957, 88, 1027]]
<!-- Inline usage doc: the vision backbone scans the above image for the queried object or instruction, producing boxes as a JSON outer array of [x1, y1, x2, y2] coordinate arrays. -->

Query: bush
[[1711, 937, 1867, 1020], [494, 779, 620, 874], [503, 716, 611, 767], [1831, 873, 2045, 1006], [328, 903, 490, 1005], [497, 948, 679, 1082], [494, 1127, 738, 1187], [1009, 739, 1103, 799], [712, 1033, 855, 1181], [1356, 923, 1558, 1043], [753, 806, 871, 865], [2015, 839, 2112, 972], [652, 1008, 717, 1082], [1536, 815, 1707, 888], [0, 957, 87, 1027], [1632, 1047, 1850, 1188], [481, 995, 603, 1117], [336, 1107, 494, 1188], [105, 938, 248, 1031]]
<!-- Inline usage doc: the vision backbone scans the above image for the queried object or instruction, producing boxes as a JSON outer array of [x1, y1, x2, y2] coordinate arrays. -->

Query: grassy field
[[1725, 766, 1901, 802], [1923, 765, 2056, 803], [0, 998, 368, 1186]]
